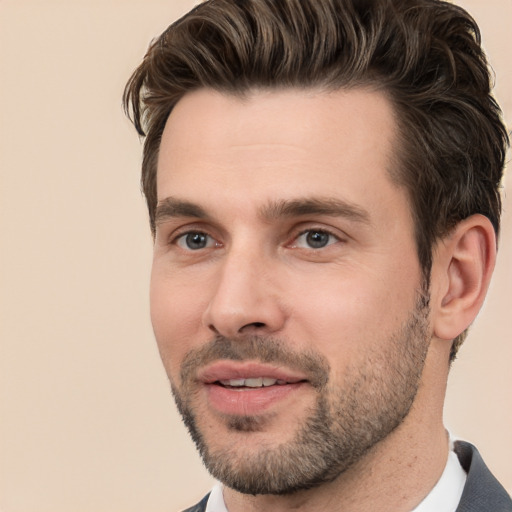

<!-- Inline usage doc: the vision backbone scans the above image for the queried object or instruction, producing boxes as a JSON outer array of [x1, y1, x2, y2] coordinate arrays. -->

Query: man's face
[[151, 88, 431, 494]]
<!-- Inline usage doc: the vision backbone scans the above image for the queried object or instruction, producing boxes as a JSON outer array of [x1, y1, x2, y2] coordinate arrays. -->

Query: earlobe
[[432, 214, 496, 341]]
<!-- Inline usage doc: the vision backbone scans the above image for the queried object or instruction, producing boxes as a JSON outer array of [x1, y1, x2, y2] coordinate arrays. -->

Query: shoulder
[[181, 493, 211, 512], [454, 440, 512, 512]]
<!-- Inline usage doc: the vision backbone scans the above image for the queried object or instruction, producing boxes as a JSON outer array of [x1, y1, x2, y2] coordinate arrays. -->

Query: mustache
[[180, 335, 330, 390]]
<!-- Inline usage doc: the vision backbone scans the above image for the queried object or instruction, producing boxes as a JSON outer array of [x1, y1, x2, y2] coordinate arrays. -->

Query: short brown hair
[[123, 0, 508, 359]]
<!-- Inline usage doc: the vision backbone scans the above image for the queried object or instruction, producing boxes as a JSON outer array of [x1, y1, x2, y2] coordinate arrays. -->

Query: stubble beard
[[169, 292, 431, 496]]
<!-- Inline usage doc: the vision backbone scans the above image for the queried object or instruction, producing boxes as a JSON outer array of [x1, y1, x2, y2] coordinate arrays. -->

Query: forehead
[[156, 87, 402, 217]]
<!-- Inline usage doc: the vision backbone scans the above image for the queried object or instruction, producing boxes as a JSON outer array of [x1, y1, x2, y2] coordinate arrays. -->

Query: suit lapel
[[454, 441, 512, 511], [181, 492, 210, 512]]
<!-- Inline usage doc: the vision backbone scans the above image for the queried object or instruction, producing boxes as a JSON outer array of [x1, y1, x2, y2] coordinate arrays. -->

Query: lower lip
[[205, 382, 305, 416]]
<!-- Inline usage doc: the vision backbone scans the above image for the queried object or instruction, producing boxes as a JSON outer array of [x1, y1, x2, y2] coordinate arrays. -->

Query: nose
[[202, 249, 287, 338]]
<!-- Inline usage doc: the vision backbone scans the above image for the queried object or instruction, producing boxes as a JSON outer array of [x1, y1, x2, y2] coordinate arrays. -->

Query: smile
[[219, 378, 288, 388], [197, 361, 310, 415], [198, 360, 308, 386]]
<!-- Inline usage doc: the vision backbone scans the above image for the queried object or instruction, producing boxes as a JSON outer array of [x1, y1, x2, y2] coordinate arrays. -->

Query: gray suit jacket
[[182, 441, 512, 511]]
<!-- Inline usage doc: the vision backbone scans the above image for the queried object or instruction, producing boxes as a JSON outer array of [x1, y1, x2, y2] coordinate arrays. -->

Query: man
[[123, 0, 511, 510]]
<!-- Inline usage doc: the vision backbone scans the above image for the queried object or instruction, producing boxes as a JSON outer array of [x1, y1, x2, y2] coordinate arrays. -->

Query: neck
[[224, 342, 451, 512]]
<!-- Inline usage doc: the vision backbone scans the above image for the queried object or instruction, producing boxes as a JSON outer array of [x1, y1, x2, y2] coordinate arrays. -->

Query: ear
[[431, 214, 496, 341]]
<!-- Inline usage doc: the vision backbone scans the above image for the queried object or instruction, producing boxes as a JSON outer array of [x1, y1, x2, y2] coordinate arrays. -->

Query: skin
[[150, 88, 495, 511]]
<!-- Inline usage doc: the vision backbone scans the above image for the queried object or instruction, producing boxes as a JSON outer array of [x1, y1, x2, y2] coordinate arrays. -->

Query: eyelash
[[291, 228, 341, 249], [171, 226, 341, 252], [173, 230, 219, 251]]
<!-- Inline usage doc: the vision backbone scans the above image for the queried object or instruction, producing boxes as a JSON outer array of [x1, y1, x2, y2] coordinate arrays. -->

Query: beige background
[[0, 1, 510, 511]]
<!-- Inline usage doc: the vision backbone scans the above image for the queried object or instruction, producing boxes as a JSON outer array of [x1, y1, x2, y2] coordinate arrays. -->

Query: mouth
[[199, 361, 308, 387], [218, 377, 290, 388], [197, 361, 310, 416]]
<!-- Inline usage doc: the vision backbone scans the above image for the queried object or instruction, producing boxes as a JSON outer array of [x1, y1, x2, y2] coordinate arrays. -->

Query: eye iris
[[186, 232, 208, 249], [306, 231, 330, 248]]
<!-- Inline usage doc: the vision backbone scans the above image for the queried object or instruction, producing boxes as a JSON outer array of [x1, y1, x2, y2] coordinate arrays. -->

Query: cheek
[[149, 265, 209, 375], [289, 263, 419, 359]]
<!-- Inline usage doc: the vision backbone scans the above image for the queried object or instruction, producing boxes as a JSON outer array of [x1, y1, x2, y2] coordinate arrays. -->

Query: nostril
[[241, 322, 266, 331]]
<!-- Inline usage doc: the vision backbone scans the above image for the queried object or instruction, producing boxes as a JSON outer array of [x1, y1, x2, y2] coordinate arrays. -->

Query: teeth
[[245, 378, 263, 388], [219, 377, 280, 388], [224, 378, 245, 387]]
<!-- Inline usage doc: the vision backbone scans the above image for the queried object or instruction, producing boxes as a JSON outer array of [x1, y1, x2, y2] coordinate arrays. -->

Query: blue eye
[[176, 232, 216, 250], [295, 230, 337, 249]]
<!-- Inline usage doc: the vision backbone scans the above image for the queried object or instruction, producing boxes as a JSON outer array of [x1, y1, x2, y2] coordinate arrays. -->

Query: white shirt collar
[[205, 482, 228, 512], [205, 446, 467, 512]]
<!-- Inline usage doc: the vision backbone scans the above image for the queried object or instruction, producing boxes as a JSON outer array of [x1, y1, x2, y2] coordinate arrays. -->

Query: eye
[[175, 231, 217, 250], [293, 229, 339, 249]]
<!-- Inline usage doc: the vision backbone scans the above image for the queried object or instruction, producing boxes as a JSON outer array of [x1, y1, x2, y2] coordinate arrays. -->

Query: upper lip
[[197, 361, 308, 384]]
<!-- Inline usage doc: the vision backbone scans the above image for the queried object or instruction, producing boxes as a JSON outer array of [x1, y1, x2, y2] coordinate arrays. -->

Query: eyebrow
[[260, 197, 371, 224], [155, 197, 210, 225], [154, 196, 371, 225]]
